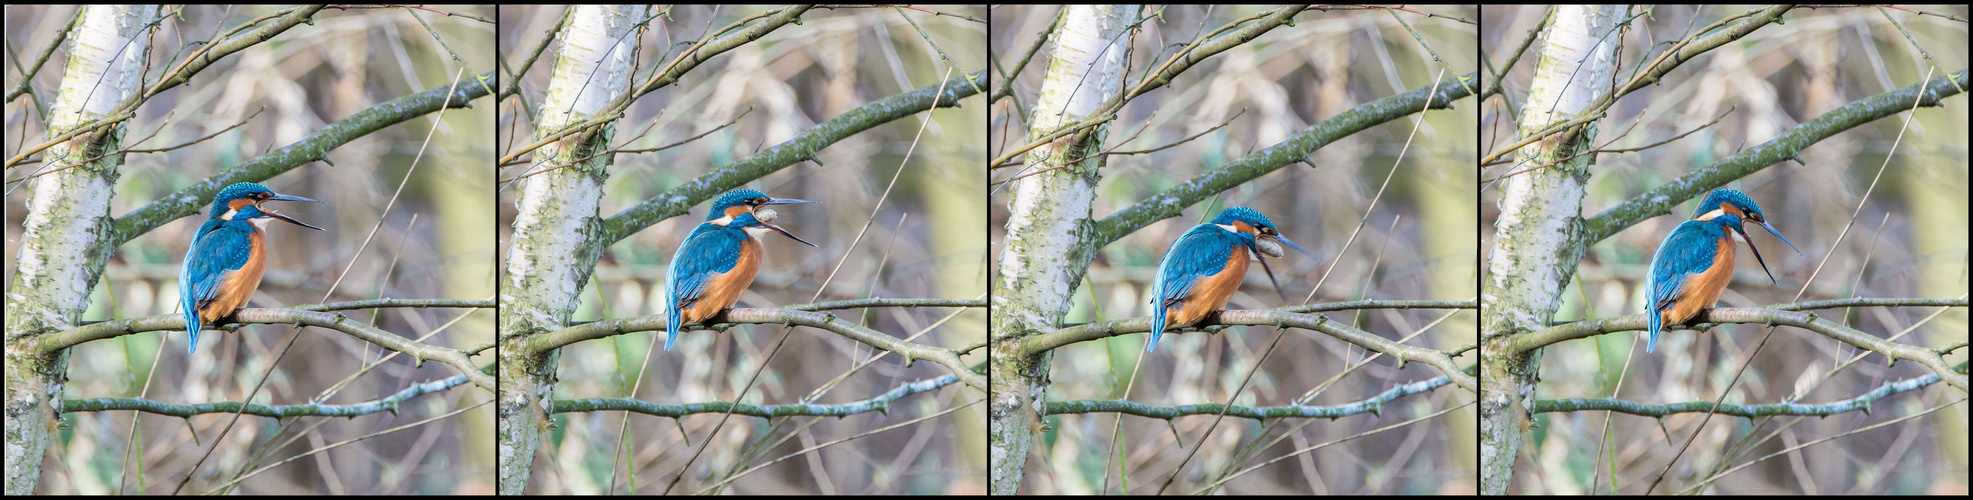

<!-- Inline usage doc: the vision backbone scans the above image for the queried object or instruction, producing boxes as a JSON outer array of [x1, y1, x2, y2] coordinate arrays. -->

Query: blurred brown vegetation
[[1481, 5, 1968, 495], [496, 5, 986, 495], [989, 5, 1478, 494], [3, 5, 495, 495]]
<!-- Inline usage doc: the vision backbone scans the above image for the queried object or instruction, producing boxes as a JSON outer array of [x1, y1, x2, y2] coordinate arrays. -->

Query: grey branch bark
[[552, 374, 961, 418], [62, 375, 470, 418], [1046, 375, 1453, 420]]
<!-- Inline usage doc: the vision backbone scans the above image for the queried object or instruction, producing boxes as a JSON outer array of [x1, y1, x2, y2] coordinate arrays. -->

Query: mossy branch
[[529, 307, 985, 392], [1021, 309, 1475, 393], [61, 375, 469, 418], [597, 69, 986, 244], [552, 373, 958, 418], [1580, 69, 1969, 243], [1045, 375, 1452, 420], [1531, 369, 1956, 417], [42, 307, 494, 391], [1089, 72, 1476, 247], [1517, 307, 1967, 392], [110, 71, 494, 245]]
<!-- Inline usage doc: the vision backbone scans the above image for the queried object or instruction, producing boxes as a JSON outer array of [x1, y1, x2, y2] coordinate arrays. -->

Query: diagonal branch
[[109, 71, 494, 245], [1580, 69, 1969, 244], [597, 70, 987, 244], [551, 373, 959, 417], [1046, 375, 1453, 420], [1089, 72, 1477, 247], [40, 308, 494, 391], [61, 375, 470, 417]]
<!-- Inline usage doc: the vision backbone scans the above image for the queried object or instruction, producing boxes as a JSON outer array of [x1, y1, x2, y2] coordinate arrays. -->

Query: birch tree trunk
[[496, 5, 645, 494], [1478, 5, 1629, 495], [987, 5, 1138, 494], [2, 6, 159, 494]]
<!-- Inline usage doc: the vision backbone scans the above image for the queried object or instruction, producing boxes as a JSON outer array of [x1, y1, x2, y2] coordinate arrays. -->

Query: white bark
[[4, 5, 160, 494], [496, 5, 646, 494], [1479, 5, 1629, 495], [988, 5, 1138, 494]]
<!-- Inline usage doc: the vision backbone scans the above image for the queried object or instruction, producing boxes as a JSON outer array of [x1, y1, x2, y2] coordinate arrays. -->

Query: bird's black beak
[[263, 210, 325, 231], [759, 220, 818, 248], [1263, 233, 1317, 259], [1732, 225, 1777, 284]]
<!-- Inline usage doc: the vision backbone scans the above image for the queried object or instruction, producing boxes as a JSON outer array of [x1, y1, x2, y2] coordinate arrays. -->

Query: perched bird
[[663, 189, 818, 351], [1643, 189, 1800, 352], [1146, 207, 1313, 352], [178, 182, 323, 354]]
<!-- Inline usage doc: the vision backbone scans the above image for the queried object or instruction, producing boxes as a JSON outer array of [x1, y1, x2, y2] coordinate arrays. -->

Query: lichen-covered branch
[[1089, 72, 1476, 247], [62, 375, 470, 418], [39, 308, 494, 391], [787, 297, 986, 311], [1516, 307, 1967, 392], [110, 71, 494, 245], [552, 374, 959, 418], [1531, 370, 1954, 418], [1019, 309, 1474, 393], [526, 308, 984, 392], [597, 70, 987, 244], [298, 298, 497, 311], [1046, 375, 1452, 420], [1579, 69, 1970, 243]]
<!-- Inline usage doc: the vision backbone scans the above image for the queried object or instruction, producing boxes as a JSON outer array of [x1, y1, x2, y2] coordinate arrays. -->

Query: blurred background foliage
[[4, 5, 495, 495], [1481, 5, 1967, 495], [497, 5, 986, 495], [990, 5, 1478, 494]]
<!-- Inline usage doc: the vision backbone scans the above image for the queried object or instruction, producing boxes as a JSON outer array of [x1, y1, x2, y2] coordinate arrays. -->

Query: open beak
[[1263, 233, 1317, 260], [758, 220, 818, 248], [266, 192, 322, 204], [1732, 225, 1777, 284], [762, 197, 818, 206], [1755, 220, 1802, 255], [263, 210, 324, 231]]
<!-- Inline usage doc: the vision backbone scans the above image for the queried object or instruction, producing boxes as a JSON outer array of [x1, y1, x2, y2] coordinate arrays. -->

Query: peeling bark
[[1478, 5, 1629, 495], [495, 5, 646, 494], [4, 5, 160, 494], [986, 5, 1138, 494]]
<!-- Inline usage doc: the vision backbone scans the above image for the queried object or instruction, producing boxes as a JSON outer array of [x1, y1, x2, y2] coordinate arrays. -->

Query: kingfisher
[[663, 189, 818, 351], [1146, 207, 1313, 352], [178, 182, 324, 354], [1642, 189, 1800, 352]]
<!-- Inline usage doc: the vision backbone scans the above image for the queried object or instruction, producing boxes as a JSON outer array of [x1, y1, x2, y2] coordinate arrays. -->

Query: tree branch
[[1089, 72, 1477, 248], [552, 373, 958, 417], [785, 297, 986, 311], [1020, 309, 1475, 393], [1517, 307, 1967, 392], [1532, 369, 1957, 417], [61, 375, 469, 418], [1046, 375, 1453, 420], [597, 69, 986, 244], [110, 71, 494, 245], [40, 308, 494, 391], [1580, 69, 1969, 244], [528, 307, 984, 391]]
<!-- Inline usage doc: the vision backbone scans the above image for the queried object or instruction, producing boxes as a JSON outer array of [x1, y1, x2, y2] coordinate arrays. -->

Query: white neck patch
[[1695, 208, 1727, 221], [220, 208, 238, 221], [709, 214, 735, 226], [1214, 223, 1239, 233]]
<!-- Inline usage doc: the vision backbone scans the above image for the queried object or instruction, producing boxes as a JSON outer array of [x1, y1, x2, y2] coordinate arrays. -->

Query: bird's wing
[[1153, 224, 1239, 308], [1647, 220, 1720, 310], [183, 222, 254, 308], [667, 224, 747, 305]]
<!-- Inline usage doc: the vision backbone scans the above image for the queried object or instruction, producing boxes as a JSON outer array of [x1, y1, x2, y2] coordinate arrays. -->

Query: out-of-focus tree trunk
[[1477, 5, 1628, 495], [986, 5, 1138, 494], [496, 5, 645, 494], [3, 5, 160, 494]]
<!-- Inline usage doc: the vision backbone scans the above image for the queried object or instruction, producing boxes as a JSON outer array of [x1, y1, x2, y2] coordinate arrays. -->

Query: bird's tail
[[1148, 307, 1167, 352], [1646, 308, 1662, 353], [183, 305, 200, 354], [665, 302, 679, 351]]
